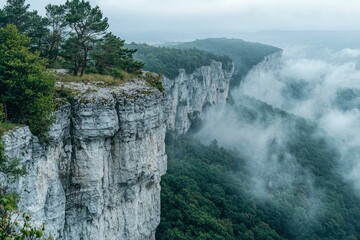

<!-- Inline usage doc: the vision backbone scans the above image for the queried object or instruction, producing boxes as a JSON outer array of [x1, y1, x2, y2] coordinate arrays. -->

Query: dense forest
[[158, 135, 282, 240], [127, 39, 281, 82], [175, 38, 281, 87], [157, 96, 360, 240], [127, 43, 233, 79]]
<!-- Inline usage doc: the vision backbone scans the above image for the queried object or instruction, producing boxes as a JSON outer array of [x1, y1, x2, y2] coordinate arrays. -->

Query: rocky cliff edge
[[2, 60, 232, 239]]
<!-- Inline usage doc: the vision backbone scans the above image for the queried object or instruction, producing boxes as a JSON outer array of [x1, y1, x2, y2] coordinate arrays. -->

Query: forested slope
[[127, 43, 233, 79], [156, 96, 360, 240], [176, 38, 282, 86]]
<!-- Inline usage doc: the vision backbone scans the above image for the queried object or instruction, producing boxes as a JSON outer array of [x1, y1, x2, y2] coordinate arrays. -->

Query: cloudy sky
[[1, 0, 360, 42]]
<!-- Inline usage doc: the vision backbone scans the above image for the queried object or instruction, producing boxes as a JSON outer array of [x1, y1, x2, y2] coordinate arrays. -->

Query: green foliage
[[143, 72, 164, 92], [0, 0, 32, 32], [44, 4, 66, 65], [0, 0, 145, 82], [60, 35, 83, 74], [0, 105, 5, 122], [90, 32, 143, 76], [159, 98, 360, 240], [0, 24, 55, 141], [62, 0, 109, 76], [0, 122, 17, 137], [158, 136, 283, 240], [0, 0, 49, 54], [127, 43, 233, 79], [26, 12, 49, 54], [230, 96, 360, 239], [0, 193, 47, 240], [176, 38, 282, 87]]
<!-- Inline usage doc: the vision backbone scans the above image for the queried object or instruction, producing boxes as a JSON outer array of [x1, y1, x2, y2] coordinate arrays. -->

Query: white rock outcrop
[[1, 60, 232, 239], [3, 81, 167, 240], [164, 60, 233, 134]]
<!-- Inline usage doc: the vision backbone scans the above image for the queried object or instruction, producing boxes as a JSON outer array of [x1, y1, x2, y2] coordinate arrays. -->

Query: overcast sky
[[1, 0, 360, 43]]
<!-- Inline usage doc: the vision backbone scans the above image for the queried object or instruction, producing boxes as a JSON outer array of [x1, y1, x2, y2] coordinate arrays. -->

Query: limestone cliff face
[[1, 60, 232, 239], [3, 81, 167, 240], [164, 60, 233, 134]]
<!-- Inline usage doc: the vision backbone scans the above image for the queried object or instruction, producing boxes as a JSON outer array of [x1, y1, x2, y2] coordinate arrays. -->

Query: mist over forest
[[234, 44, 360, 190], [155, 37, 360, 239]]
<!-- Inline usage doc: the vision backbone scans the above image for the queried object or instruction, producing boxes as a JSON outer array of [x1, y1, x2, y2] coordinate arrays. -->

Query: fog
[[238, 46, 360, 189], [194, 42, 360, 230]]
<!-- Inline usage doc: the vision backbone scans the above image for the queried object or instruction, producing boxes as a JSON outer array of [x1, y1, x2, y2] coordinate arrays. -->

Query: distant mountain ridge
[[128, 38, 281, 88], [174, 38, 282, 87]]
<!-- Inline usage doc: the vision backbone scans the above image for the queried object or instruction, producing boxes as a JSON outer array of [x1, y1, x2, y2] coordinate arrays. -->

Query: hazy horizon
[[1, 0, 360, 45]]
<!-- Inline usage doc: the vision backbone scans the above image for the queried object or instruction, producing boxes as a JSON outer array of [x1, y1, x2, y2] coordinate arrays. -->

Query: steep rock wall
[[164, 60, 233, 134], [3, 81, 167, 240]]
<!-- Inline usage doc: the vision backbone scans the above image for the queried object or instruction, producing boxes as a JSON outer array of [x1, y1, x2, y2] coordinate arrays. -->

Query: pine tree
[[0, 0, 49, 54], [91, 32, 143, 76], [63, 0, 109, 76], [45, 4, 67, 65]]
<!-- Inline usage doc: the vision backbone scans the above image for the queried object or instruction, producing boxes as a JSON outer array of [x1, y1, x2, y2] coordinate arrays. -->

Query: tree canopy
[[0, 24, 55, 140], [44, 4, 66, 64], [0, 0, 143, 77], [0, 0, 49, 53], [62, 0, 109, 76], [176, 38, 282, 87], [91, 33, 143, 76], [157, 97, 360, 240], [127, 43, 233, 79]]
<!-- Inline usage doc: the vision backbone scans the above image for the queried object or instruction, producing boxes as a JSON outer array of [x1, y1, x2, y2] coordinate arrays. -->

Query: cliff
[[1, 61, 232, 239], [164, 60, 233, 134], [2, 81, 167, 240]]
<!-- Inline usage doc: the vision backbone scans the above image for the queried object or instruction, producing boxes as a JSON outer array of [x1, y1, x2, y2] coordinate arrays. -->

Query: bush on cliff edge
[[0, 24, 55, 141]]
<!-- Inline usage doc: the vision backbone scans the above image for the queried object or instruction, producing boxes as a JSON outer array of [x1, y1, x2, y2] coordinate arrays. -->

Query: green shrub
[[143, 72, 164, 92], [0, 24, 55, 142]]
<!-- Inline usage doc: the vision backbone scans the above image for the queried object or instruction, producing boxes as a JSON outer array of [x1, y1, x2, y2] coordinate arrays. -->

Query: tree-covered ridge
[[158, 97, 360, 240], [127, 43, 233, 79], [176, 38, 282, 87]]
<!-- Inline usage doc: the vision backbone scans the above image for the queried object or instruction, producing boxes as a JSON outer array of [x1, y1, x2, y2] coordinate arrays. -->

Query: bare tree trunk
[[3, 102, 8, 120], [80, 47, 88, 77], [73, 61, 78, 76]]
